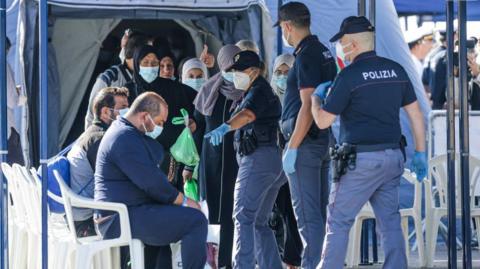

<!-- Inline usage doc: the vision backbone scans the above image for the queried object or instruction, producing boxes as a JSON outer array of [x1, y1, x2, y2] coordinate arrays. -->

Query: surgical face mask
[[274, 75, 288, 92], [335, 42, 353, 67], [184, 78, 206, 92], [139, 66, 159, 83], [233, 72, 251, 91], [282, 27, 293, 48], [118, 48, 126, 63], [222, 71, 235, 83], [143, 114, 164, 139], [119, 108, 129, 118]]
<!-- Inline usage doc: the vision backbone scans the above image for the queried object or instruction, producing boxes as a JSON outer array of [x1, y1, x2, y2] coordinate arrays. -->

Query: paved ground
[[354, 245, 480, 268]]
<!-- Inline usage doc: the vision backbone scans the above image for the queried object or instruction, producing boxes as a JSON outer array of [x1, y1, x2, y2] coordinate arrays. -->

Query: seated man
[[94, 92, 207, 269], [67, 87, 129, 236]]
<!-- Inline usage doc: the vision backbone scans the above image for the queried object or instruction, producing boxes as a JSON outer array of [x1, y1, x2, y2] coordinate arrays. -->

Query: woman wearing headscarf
[[181, 58, 209, 92], [157, 45, 177, 81], [125, 45, 197, 188], [270, 53, 302, 269], [193, 44, 244, 269], [270, 53, 295, 103]]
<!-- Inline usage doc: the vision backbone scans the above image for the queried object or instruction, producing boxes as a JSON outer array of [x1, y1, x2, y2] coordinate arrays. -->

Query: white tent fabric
[[52, 18, 120, 144]]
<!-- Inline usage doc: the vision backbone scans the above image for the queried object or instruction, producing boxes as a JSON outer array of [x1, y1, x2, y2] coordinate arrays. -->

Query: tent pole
[[39, 0, 49, 269], [276, 0, 283, 56], [457, 0, 472, 268], [358, 0, 366, 17], [0, 0, 8, 268], [445, 1, 457, 268]]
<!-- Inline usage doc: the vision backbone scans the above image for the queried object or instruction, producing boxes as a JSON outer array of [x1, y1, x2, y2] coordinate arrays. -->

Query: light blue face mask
[[119, 108, 129, 117], [143, 115, 164, 139], [170, 76, 176, 81], [183, 78, 206, 92], [274, 75, 288, 91], [139, 66, 159, 83], [221, 71, 234, 83]]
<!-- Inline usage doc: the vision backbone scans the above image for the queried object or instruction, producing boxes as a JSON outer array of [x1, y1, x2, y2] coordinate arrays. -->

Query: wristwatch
[[182, 195, 188, 207]]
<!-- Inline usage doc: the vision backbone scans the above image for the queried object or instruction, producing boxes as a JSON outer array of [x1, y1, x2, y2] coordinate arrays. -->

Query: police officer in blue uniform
[[310, 16, 427, 269], [205, 51, 286, 269], [275, 2, 337, 268]]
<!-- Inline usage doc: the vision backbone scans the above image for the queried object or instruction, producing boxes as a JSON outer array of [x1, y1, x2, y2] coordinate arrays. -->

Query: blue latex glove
[[282, 148, 298, 175], [313, 81, 332, 99], [411, 151, 427, 181], [204, 123, 231, 146]]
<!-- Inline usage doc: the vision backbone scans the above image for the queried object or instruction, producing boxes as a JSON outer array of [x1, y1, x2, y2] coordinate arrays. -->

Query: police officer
[[310, 16, 427, 269], [205, 51, 285, 269], [275, 2, 337, 268]]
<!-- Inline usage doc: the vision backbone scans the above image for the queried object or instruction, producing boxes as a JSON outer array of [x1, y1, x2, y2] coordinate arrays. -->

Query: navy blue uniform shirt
[[237, 76, 281, 129], [94, 117, 179, 206], [281, 35, 337, 141], [323, 51, 417, 145]]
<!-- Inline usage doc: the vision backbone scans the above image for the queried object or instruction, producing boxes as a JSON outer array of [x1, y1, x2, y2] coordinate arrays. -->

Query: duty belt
[[355, 143, 400, 153]]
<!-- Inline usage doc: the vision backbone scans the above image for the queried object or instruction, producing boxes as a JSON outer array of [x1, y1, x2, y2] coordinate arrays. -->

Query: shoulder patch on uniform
[[323, 50, 333, 59]]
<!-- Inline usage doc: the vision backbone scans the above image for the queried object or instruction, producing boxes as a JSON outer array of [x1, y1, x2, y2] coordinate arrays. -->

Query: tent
[[6, 0, 275, 165]]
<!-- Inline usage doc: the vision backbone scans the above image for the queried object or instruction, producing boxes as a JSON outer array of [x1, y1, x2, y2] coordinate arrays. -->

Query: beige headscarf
[[270, 53, 295, 100]]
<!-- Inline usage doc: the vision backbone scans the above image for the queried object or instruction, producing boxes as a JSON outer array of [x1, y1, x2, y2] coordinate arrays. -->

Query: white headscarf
[[271, 54, 295, 99], [181, 58, 208, 82]]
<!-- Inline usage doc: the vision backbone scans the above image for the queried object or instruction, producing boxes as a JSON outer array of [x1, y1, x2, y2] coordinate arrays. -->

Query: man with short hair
[[85, 30, 148, 128], [274, 2, 337, 268], [311, 16, 426, 269], [95, 92, 207, 269], [68, 87, 129, 236]]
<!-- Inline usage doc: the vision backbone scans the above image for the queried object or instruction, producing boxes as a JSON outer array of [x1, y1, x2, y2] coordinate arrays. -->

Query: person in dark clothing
[[68, 87, 129, 237], [193, 44, 244, 269], [95, 92, 207, 269], [125, 44, 197, 189], [85, 31, 148, 128], [205, 50, 285, 269]]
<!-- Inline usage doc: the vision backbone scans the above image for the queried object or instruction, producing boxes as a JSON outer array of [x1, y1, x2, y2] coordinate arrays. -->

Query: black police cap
[[329, 16, 375, 42], [273, 1, 310, 27], [227, 50, 261, 72]]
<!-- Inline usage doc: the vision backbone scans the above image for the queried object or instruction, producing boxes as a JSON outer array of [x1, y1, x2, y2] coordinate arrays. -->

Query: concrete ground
[[355, 245, 480, 268]]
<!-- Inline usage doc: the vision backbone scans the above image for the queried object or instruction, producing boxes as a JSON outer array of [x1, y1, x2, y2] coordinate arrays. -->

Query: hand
[[282, 148, 298, 175], [313, 81, 332, 100], [182, 169, 193, 183], [410, 151, 427, 181], [204, 123, 231, 146], [468, 54, 480, 77], [200, 44, 215, 68], [185, 198, 201, 210], [188, 118, 197, 133]]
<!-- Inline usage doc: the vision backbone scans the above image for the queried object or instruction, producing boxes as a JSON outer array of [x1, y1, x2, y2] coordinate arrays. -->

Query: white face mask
[[118, 47, 126, 63], [282, 28, 293, 48], [233, 72, 251, 91], [335, 42, 353, 67]]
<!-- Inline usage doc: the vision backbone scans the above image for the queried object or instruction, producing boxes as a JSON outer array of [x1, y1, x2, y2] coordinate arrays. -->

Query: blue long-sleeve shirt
[[94, 117, 179, 206]]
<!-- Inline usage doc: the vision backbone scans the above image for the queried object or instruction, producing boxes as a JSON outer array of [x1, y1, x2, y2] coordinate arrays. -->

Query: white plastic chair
[[52, 170, 145, 269], [424, 154, 480, 267], [346, 169, 425, 268], [1, 163, 29, 269]]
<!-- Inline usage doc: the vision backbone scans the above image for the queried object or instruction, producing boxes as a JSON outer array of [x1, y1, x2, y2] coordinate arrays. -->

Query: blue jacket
[[94, 117, 179, 206]]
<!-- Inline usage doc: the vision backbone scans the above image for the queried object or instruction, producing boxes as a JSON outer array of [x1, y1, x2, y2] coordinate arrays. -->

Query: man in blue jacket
[[95, 92, 207, 269]]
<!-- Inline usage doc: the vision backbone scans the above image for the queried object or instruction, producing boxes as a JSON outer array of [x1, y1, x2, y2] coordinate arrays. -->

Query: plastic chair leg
[[425, 214, 441, 267], [130, 239, 145, 269], [401, 217, 410, 263], [413, 215, 426, 267]]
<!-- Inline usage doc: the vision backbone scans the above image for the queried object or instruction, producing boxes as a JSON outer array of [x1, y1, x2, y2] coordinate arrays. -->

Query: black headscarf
[[132, 44, 161, 93]]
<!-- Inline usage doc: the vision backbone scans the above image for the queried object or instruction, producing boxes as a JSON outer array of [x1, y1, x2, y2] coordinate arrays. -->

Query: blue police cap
[[227, 50, 261, 71], [330, 16, 375, 42]]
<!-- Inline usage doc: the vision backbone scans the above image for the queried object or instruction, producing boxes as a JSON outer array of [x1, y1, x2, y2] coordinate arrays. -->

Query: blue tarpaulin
[[394, 0, 480, 20]]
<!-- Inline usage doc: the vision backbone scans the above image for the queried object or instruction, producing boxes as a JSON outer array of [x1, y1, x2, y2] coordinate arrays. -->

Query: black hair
[[279, 2, 311, 28], [93, 87, 129, 120], [125, 34, 148, 60]]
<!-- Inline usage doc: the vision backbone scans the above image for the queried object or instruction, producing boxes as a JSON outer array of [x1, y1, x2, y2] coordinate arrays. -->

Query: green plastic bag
[[170, 109, 200, 166], [184, 178, 199, 201]]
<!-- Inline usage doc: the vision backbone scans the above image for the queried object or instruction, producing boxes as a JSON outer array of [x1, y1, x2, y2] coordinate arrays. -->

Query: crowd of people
[[404, 24, 480, 110], [63, 2, 432, 269]]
